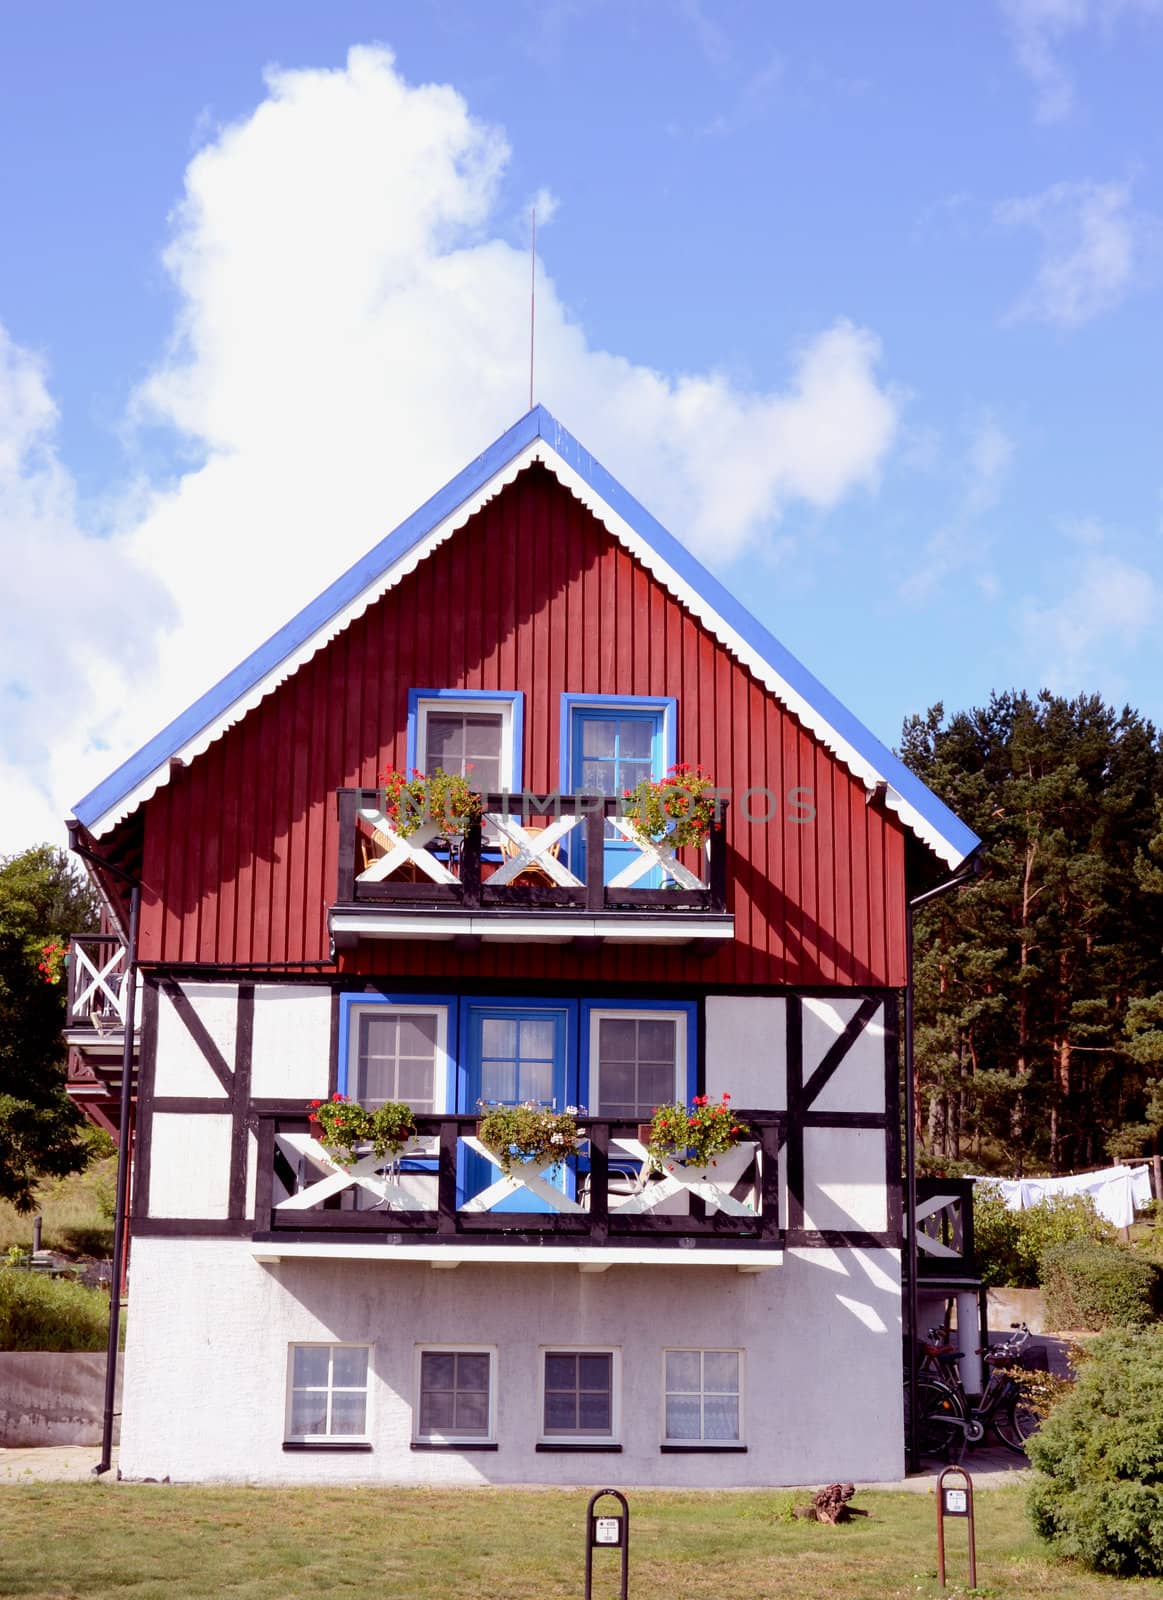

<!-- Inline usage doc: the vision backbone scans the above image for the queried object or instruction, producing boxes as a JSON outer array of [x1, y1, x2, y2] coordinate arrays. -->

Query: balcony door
[[568, 706, 665, 884], [460, 1001, 578, 1211]]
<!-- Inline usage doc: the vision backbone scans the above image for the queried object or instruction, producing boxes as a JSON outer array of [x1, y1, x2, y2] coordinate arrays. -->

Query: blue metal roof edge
[[74, 403, 979, 864]]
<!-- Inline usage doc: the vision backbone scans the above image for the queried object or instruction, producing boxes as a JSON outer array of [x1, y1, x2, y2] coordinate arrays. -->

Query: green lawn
[[1, 1483, 1160, 1600], [0, 1157, 116, 1262]]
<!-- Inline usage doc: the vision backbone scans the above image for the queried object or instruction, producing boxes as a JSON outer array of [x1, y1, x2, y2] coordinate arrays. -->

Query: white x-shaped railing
[[607, 1138, 758, 1216], [274, 1133, 437, 1212], [355, 805, 459, 886], [459, 1135, 584, 1213], [485, 812, 584, 887], [70, 941, 127, 1024], [606, 818, 704, 889]]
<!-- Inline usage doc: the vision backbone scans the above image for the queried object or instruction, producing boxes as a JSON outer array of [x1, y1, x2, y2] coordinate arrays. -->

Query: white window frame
[[660, 1348, 744, 1448], [588, 1009, 687, 1119], [345, 1002, 451, 1113], [415, 697, 517, 790], [538, 1346, 621, 1445], [413, 1344, 497, 1446], [285, 1342, 372, 1444]]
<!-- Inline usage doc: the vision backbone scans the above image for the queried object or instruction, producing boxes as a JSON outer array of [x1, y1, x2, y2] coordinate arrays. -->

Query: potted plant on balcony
[[619, 762, 720, 850], [307, 1093, 418, 1172], [643, 1093, 751, 1175], [379, 767, 482, 838], [476, 1102, 585, 1176]]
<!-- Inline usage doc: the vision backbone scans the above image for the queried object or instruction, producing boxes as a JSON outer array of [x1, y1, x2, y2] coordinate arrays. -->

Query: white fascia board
[[328, 911, 736, 942], [251, 1242, 782, 1271]]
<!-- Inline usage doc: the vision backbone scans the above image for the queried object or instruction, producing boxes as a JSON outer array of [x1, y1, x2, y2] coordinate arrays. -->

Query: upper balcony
[[252, 1109, 783, 1272], [329, 790, 734, 950], [64, 933, 139, 1134]]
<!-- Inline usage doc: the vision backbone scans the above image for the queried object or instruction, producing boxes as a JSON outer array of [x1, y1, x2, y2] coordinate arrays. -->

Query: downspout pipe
[[903, 853, 979, 1474], [66, 822, 142, 1477]]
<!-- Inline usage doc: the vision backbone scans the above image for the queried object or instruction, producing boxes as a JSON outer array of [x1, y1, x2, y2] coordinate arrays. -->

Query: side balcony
[[64, 934, 139, 1135], [252, 1111, 783, 1272], [329, 790, 734, 949]]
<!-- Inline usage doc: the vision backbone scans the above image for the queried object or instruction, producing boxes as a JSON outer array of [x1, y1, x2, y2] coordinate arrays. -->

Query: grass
[[0, 1268, 113, 1351], [0, 1156, 116, 1261], [1, 1484, 1161, 1599]]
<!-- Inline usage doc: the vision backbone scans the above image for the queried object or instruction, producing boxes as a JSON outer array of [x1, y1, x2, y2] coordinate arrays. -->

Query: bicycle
[[913, 1321, 1041, 1457]]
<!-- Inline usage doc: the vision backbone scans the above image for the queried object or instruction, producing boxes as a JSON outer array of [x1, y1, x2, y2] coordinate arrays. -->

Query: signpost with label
[[585, 1489, 629, 1600], [936, 1466, 976, 1589]]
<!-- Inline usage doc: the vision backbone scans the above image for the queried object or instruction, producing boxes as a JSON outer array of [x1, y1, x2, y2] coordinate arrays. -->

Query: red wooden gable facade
[[123, 465, 907, 987]]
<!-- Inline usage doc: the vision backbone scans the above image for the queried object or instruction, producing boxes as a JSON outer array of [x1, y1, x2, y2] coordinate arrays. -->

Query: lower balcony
[[329, 790, 734, 948], [252, 1111, 783, 1272]]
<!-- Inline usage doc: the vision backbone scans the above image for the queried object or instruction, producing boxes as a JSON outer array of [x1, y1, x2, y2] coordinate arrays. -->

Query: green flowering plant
[[379, 767, 483, 839], [646, 1094, 750, 1171], [307, 1093, 418, 1167], [620, 763, 720, 850], [476, 1102, 586, 1176]]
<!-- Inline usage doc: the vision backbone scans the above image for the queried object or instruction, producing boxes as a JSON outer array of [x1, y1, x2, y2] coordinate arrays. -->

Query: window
[[340, 1000, 450, 1112], [285, 1344, 370, 1444], [409, 691, 523, 794], [589, 1009, 687, 1119], [662, 1349, 742, 1446], [415, 1347, 496, 1445], [540, 1348, 619, 1446]]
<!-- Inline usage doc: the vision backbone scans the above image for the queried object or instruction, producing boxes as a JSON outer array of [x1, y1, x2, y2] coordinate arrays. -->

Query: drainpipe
[[66, 823, 142, 1477], [904, 855, 978, 1474]]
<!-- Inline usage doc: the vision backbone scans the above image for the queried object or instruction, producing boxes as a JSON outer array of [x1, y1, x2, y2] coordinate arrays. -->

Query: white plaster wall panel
[[705, 997, 786, 1108], [147, 1115, 234, 1218], [811, 1003, 887, 1114], [802, 1128, 888, 1232], [154, 982, 237, 1099], [118, 1239, 903, 1487], [251, 986, 332, 1100], [245, 1129, 258, 1220]]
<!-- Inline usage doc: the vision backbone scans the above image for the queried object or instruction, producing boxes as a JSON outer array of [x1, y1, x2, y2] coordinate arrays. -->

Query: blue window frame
[[560, 695, 677, 883], [407, 689, 524, 793], [579, 999, 697, 1119], [337, 993, 458, 1112]]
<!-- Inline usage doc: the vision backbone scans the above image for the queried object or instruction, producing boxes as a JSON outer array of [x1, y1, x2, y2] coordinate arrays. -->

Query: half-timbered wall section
[[129, 466, 908, 987]]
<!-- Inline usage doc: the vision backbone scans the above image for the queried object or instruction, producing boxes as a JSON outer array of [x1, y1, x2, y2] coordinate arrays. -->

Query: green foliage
[[621, 762, 720, 850], [973, 1182, 1113, 1287], [378, 767, 482, 838], [1040, 1241, 1163, 1330], [476, 1103, 583, 1175], [307, 1094, 417, 1166], [0, 845, 101, 1211], [0, 1153, 117, 1259], [900, 692, 1163, 1174], [647, 1093, 749, 1170], [0, 1265, 110, 1351], [1028, 1327, 1163, 1575]]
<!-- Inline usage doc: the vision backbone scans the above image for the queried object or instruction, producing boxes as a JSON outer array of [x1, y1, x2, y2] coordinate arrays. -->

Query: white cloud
[[999, 0, 1163, 122], [901, 414, 1015, 602], [0, 43, 900, 851], [997, 179, 1148, 327], [1023, 549, 1160, 689]]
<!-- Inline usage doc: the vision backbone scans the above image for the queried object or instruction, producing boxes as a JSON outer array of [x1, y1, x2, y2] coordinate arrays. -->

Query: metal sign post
[[585, 1488, 629, 1600], [936, 1466, 976, 1589]]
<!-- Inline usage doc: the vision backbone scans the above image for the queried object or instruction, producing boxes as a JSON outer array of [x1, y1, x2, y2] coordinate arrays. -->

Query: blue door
[[570, 709, 664, 884], [460, 1002, 577, 1211]]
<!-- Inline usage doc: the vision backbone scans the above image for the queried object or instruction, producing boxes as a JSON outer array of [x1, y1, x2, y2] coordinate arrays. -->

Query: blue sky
[[2, 1, 1162, 847]]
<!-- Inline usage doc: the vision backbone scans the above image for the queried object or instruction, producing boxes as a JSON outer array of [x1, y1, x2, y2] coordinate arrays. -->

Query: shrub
[[973, 1183, 1114, 1287], [1040, 1240, 1163, 1331], [0, 1266, 110, 1351], [1028, 1327, 1163, 1576]]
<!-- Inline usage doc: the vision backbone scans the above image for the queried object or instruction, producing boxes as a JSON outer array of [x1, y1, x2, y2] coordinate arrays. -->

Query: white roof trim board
[[73, 408, 979, 867]]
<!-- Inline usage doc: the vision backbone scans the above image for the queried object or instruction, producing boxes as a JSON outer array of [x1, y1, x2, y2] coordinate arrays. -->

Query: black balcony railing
[[333, 790, 728, 916], [913, 1176, 977, 1280], [254, 1110, 782, 1253]]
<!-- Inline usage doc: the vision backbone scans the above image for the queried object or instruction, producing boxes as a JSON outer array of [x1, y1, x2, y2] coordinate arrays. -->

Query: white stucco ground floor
[[120, 1238, 904, 1487]]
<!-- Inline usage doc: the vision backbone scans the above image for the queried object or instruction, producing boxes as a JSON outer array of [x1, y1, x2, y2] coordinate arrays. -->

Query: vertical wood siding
[[137, 466, 908, 984]]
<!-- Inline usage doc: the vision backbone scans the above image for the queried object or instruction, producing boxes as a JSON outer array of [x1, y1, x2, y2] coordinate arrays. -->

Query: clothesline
[[968, 1164, 1154, 1230]]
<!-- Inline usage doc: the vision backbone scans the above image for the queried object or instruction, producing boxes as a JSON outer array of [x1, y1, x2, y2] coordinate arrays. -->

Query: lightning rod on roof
[[529, 205, 536, 412]]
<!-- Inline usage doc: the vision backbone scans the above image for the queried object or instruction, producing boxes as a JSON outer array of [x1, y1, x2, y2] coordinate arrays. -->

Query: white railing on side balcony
[[68, 936, 129, 1028]]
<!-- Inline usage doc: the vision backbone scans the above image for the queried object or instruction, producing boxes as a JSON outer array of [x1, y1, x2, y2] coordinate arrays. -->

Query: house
[[66, 406, 979, 1486]]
